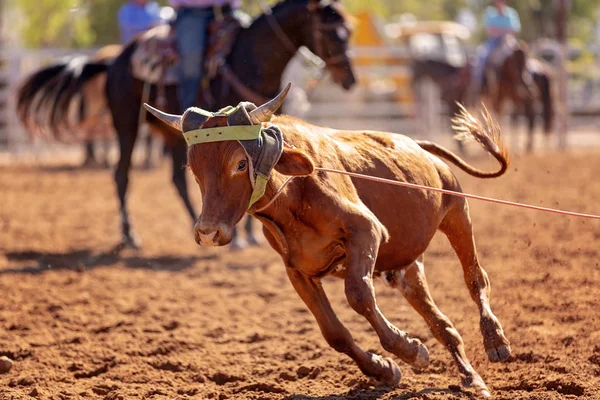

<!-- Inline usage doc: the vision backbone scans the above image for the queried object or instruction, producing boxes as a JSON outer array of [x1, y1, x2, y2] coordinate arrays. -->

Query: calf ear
[[275, 148, 314, 176]]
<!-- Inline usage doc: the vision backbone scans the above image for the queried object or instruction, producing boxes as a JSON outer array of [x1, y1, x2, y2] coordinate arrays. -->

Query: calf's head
[[144, 84, 314, 247]]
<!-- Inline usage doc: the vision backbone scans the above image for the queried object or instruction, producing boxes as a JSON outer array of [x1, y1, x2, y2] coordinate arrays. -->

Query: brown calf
[[145, 87, 511, 397]]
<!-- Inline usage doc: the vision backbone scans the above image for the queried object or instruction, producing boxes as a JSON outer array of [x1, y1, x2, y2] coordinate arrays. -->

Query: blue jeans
[[175, 7, 215, 112], [473, 37, 503, 88]]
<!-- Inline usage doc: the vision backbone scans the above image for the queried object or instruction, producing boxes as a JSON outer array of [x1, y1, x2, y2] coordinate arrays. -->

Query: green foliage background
[[12, 0, 600, 48]]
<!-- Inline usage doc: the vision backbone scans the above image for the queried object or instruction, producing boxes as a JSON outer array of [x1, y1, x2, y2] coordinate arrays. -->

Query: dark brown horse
[[16, 0, 356, 249], [412, 36, 553, 152]]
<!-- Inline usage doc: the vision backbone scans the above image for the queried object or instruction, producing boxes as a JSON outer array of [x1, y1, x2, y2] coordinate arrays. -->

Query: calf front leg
[[344, 226, 429, 369], [286, 268, 401, 385]]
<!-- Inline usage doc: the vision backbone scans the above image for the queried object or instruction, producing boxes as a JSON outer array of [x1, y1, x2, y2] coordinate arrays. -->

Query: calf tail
[[416, 104, 509, 179]]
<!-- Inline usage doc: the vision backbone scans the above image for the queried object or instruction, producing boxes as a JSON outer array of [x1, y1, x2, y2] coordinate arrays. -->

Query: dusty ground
[[1, 149, 599, 400]]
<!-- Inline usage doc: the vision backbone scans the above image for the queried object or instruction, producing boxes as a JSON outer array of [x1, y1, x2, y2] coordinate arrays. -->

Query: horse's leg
[[229, 226, 245, 251], [143, 125, 155, 170], [113, 111, 141, 248], [287, 268, 401, 385], [495, 88, 517, 153], [82, 140, 97, 167], [245, 216, 260, 246], [524, 98, 535, 153], [509, 102, 520, 152], [440, 199, 511, 362], [386, 255, 490, 397], [170, 138, 197, 224]]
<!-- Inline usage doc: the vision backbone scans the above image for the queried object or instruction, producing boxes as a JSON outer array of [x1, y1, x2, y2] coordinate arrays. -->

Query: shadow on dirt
[[35, 162, 160, 174], [1, 246, 218, 274], [283, 386, 476, 400]]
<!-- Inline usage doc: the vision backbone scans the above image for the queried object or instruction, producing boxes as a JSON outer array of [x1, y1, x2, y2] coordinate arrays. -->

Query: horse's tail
[[416, 104, 509, 179], [15, 55, 111, 140], [537, 69, 554, 134]]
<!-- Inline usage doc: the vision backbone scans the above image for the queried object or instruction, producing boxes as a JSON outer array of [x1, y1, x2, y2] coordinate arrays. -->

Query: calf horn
[[249, 82, 291, 124], [143, 103, 182, 131]]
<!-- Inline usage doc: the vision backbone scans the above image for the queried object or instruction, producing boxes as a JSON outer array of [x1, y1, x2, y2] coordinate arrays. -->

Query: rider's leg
[[175, 7, 213, 112], [468, 38, 496, 105]]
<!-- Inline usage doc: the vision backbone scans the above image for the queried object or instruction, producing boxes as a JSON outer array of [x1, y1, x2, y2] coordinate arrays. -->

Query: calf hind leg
[[440, 202, 511, 362], [386, 256, 490, 397]]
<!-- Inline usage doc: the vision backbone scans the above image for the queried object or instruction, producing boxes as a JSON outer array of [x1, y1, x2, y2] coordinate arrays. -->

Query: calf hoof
[[374, 357, 401, 387], [462, 372, 491, 398], [410, 343, 430, 369], [487, 343, 511, 363], [481, 316, 511, 362]]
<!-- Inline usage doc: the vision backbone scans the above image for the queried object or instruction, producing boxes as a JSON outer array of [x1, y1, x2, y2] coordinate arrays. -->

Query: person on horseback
[[469, 0, 521, 103], [170, 0, 239, 112]]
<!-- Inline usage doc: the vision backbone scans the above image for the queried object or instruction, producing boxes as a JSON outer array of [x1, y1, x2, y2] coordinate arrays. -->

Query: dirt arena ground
[[1, 149, 599, 399]]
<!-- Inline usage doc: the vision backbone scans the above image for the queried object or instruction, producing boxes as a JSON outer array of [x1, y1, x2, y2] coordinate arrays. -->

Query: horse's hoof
[[118, 233, 142, 251], [142, 160, 155, 171], [81, 159, 102, 169], [487, 343, 511, 363], [229, 238, 247, 251], [462, 372, 491, 398], [246, 235, 262, 247]]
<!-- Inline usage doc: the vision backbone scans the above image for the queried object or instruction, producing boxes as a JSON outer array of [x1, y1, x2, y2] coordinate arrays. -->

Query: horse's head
[[306, 0, 356, 90], [144, 84, 313, 247]]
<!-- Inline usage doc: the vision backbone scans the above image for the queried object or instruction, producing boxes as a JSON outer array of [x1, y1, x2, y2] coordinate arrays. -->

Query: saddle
[[131, 24, 179, 85], [130, 15, 243, 86]]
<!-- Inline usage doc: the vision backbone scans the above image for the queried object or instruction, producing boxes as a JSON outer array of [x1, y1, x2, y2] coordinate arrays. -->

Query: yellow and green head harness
[[180, 103, 284, 209]]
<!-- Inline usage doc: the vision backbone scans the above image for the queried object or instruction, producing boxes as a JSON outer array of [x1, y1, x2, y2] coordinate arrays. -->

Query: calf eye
[[237, 160, 247, 171]]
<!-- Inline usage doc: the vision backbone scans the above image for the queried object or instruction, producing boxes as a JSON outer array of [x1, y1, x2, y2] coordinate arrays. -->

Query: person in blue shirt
[[469, 0, 521, 101], [118, 0, 162, 44]]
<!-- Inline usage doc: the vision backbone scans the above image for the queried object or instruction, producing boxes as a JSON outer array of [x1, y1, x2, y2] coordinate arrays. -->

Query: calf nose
[[194, 224, 220, 247]]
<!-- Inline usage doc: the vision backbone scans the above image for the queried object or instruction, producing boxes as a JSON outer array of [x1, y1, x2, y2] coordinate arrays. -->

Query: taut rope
[[255, 167, 600, 220]]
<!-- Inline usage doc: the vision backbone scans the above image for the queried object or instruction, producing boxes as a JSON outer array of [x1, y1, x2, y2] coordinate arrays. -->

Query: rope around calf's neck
[[254, 167, 600, 220]]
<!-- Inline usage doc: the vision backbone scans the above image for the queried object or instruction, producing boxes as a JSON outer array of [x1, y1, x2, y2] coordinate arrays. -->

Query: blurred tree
[[15, 0, 94, 47], [13, 0, 600, 48], [85, 0, 168, 45], [240, 0, 279, 17], [343, 0, 467, 20], [467, 0, 600, 43]]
